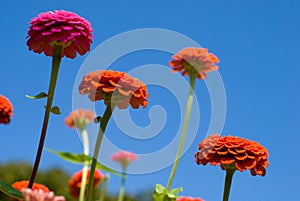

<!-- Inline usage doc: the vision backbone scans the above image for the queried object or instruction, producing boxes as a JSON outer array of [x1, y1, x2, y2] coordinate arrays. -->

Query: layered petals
[[78, 70, 149, 109], [26, 10, 93, 59], [169, 47, 219, 79], [0, 95, 13, 124], [195, 134, 269, 176], [22, 189, 66, 201], [68, 169, 103, 198], [11, 181, 50, 201], [65, 109, 95, 130]]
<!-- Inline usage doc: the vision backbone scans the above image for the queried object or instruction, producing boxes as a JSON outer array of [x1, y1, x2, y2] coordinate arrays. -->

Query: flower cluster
[[65, 109, 95, 130], [68, 169, 104, 197], [0, 95, 13, 124], [111, 151, 138, 169], [78, 70, 149, 109], [195, 134, 269, 176], [22, 189, 66, 201], [26, 10, 93, 59], [169, 47, 219, 79], [11, 181, 50, 201]]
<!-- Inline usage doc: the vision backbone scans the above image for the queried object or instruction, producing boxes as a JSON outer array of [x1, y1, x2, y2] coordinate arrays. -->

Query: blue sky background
[[0, 0, 299, 201]]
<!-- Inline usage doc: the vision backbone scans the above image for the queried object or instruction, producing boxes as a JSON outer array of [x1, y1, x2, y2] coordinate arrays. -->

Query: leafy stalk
[[28, 45, 63, 188]]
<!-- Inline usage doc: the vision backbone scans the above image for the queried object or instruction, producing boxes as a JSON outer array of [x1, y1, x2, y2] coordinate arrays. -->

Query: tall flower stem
[[28, 45, 63, 188], [117, 167, 126, 201], [166, 74, 196, 191], [86, 105, 114, 201], [79, 129, 90, 201], [222, 169, 235, 201], [99, 174, 110, 201]]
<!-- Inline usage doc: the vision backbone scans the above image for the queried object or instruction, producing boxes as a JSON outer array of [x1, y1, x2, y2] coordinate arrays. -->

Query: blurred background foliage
[[0, 161, 152, 201]]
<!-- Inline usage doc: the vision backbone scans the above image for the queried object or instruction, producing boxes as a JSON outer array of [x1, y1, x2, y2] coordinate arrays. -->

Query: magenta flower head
[[26, 10, 93, 59], [22, 189, 66, 201], [111, 151, 138, 170]]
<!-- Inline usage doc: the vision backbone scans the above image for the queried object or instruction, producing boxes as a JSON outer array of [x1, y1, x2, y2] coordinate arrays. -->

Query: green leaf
[[155, 183, 166, 194], [25, 92, 47, 99], [47, 149, 90, 163], [47, 149, 123, 177], [50, 106, 61, 115], [167, 187, 182, 198], [153, 183, 167, 201], [0, 180, 23, 200], [153, 184, 182, 201]]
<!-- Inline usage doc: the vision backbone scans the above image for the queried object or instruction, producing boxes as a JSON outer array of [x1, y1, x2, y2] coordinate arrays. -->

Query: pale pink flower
[[26, 10, 93, 59], [22, 189, 66, 201], [111, 151, 138, 169]]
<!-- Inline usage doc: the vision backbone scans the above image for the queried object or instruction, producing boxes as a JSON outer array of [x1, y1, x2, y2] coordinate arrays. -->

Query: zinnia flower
[[68, 169, 104, 198], [111, 151, 138, 169], [78, 70, 149, 109], [22, 189, 66, 201], [26, 10, 93, 59], [0, 95, 13, 124], [11, 181, 50, 201], [195, 134, 269, 176], [177, 196, 205, 201], [65, 109, 95, 130], [169, 47, 219, 79]]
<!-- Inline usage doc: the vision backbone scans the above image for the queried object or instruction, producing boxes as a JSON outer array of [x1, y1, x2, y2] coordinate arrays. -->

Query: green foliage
[[0, 161, 152, 201], [25, 92, 48, 99], [153, 184, 182, 201], [50, 106, 61, 115], [0, 180, 23, 199], [47, 149, 123, 177]]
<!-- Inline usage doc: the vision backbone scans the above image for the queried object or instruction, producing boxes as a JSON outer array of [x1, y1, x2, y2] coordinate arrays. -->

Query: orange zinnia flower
[[11, 181, 50, 201], [68, 169, 104, 198], [78, 70, 149, 109], [177, 197, 205, 201], [0, 95, 13, 124], [169, 47, 219, 80], [195, 134, 269, 176], [65, 109, 95, 130]]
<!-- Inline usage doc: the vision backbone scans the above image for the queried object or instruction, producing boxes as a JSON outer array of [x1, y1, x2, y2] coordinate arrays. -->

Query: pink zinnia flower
[[26, 10, 93, 59], [22, 189, 66, 201], [177, 197, 205, 201], [65, 109, 95, 130], [111, 151, 138, 169]]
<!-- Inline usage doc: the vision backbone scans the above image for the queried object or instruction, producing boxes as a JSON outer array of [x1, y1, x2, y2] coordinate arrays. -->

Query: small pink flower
[[22, 189, 66, 201], [111, 151, 138, 169], [65, 109, 95, 130], [26, 10, 93, 59], [176, 196, 205, 201]]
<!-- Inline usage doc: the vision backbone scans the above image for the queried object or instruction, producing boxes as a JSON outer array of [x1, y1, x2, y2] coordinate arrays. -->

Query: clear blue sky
[[0, 1, 299, 201]]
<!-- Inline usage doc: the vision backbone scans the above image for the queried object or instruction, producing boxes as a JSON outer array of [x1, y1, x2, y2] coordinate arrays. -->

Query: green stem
[[118, 168, 126, 201], [166, 74, 196, 191], [222, 169, 235, 201], [99, 175, 109, 201], [28, 45, 63, 188], [86, 105, 114, 201], [79, 129, 89, 201]]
